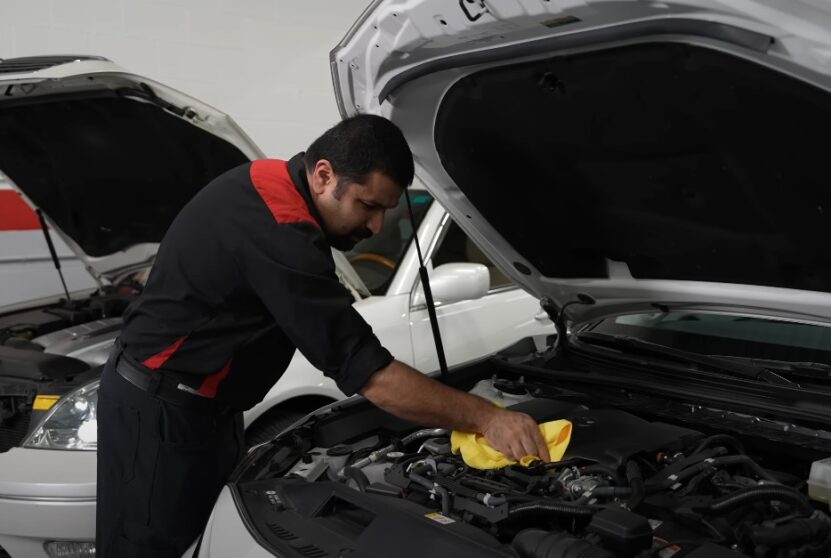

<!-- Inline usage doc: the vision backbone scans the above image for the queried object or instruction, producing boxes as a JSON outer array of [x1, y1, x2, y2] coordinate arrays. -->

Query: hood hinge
[[541, 293, 596, 358]]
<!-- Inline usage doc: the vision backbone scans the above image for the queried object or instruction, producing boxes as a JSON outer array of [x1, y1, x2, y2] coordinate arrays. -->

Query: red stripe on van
[[0, 191, 40, 231]]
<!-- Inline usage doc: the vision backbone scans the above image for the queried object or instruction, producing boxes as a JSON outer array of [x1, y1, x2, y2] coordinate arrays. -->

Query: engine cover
[[507, 398, 703, 468]]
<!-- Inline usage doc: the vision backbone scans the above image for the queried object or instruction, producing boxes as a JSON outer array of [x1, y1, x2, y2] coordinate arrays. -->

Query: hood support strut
[[36, 209, 72, 303], [405, 190, 449, 379]]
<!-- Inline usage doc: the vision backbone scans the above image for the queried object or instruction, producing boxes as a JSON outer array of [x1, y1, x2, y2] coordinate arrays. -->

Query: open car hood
[[0, 55, 264, 279], [332, 0, 831, 326]]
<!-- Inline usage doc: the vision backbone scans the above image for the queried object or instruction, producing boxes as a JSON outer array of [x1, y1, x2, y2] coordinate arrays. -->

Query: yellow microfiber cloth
[[451, 420, 573, 469]]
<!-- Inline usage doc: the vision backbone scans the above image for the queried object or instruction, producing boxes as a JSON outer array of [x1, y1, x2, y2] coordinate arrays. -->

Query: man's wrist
[[470, 397, 503, 434]]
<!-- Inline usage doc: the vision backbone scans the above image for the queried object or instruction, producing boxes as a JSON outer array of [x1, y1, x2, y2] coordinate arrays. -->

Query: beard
[[328, 227, 372, 251]]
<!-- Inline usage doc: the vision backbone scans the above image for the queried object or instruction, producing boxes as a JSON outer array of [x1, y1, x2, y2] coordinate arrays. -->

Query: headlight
[[24, 381, 99, 450]]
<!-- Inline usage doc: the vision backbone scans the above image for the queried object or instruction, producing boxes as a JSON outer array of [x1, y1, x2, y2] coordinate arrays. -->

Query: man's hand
[[482, 409, 551, 463], [360, 360, 551, 463]]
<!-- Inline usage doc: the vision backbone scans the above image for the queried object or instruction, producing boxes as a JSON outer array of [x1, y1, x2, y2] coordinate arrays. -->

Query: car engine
[[239, 378, 831, 558]]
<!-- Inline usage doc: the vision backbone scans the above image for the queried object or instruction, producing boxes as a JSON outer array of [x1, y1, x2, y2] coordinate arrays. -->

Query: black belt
[[113, 344, 232, 416]]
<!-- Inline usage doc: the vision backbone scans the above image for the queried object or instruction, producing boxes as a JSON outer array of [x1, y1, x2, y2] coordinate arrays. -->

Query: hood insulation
[[435, 42, 831, 293], [0, 91, 249, 256]]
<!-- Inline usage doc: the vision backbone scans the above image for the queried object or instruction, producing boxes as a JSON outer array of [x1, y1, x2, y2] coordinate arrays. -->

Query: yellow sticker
[[33, 395, 60, 411]]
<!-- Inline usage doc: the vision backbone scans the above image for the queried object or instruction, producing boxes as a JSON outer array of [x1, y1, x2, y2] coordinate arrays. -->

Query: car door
[[409, 213, 554, 372]]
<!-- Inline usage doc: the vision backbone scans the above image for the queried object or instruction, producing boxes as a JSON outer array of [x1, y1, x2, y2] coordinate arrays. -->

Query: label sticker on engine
[[425, 512, 455, 525], [653, 537, 681, 557]]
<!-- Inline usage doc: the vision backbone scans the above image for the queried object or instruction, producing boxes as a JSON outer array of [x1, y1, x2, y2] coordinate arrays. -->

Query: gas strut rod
[[36, 209, 72, 303], [404, 190, 449, 380]]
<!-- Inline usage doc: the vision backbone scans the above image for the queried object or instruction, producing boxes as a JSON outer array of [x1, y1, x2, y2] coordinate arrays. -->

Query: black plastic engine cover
[[588, 509, 652, 555], [507, 398, 703, 468], [0, 346, 89, 381]]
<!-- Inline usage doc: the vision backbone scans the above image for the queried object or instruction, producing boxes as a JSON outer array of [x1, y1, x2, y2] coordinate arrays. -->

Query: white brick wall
[[0, 0, 373, 157]]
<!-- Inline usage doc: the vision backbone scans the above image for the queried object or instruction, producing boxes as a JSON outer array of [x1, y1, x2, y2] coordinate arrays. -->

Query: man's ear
[[309, 159, 336, 195]]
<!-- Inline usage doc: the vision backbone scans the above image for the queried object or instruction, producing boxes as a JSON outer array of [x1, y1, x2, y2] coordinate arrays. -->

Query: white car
[[195, 1, 831, 557], [0, 57, 552, 558]]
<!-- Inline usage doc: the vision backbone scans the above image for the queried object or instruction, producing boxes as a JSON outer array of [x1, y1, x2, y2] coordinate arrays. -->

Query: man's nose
[[367, 212, 384, 235]]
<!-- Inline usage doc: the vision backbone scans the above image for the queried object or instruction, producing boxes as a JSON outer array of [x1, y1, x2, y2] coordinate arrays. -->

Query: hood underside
[[434, 42, 831, 293], [332, 1, 831, 324], [0, 57, 261, 276], [0, 93, 249, 258]]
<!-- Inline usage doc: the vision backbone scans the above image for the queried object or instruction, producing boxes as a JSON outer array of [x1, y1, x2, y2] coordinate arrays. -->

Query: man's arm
[[360, 360, 551, 463]]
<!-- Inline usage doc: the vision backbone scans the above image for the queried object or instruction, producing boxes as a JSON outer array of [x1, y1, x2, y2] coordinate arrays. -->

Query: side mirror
[[412, 263, 490, 308]]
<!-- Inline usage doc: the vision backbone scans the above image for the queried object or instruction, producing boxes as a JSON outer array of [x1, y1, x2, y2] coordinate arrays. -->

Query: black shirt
[[120, 153, 393, 411]]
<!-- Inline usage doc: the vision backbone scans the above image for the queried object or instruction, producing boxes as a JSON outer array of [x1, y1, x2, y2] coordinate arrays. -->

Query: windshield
[[344, 191, 433, 295], [587, 311, 831, 366]]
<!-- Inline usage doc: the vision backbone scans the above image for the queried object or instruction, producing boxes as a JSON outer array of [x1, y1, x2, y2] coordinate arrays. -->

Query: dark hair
[[304, 114, 414, 190]]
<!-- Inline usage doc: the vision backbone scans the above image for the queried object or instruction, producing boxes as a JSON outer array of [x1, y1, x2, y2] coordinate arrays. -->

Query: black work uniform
[[96, 153, 393, 558]]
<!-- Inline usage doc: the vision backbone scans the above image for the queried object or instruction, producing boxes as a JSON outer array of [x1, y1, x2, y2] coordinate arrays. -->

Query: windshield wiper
[[574, 331, 795, 386], [716, 356, 831, 383]]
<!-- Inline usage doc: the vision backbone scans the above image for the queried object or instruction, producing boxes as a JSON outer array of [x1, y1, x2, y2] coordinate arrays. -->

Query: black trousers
[[95, 349, 244, 558]]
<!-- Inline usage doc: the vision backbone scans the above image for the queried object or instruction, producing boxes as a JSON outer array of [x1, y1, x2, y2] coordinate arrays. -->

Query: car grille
[[0, 408, 32, 453], [0, 55, 108, 74]]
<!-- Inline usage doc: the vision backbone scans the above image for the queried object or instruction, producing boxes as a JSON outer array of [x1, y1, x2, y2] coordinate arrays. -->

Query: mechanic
[[95, 114, 551, 557]]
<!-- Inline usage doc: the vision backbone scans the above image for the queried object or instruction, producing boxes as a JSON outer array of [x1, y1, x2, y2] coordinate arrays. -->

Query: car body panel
[[195, 487, 273, 558], [0, 449, 96, 558], [330, 0, 831, 326]]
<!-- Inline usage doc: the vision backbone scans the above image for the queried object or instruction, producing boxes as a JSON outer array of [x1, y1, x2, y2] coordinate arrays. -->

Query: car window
[[589, 311, 831, 365], [432, 220, 513, 291], [344, 191, 433, 296]]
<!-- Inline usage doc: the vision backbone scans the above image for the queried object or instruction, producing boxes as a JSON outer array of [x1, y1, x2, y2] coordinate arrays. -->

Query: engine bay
[[235, 374, 831, 558], [0, 273, 143, 352]]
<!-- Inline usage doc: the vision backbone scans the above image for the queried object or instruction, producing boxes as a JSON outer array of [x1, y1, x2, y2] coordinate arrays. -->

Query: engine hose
[[347, 429, 449, 471], [348, 444, 395, 470], [677, 467, 717, 497], [410, 472, 451, 515], [506, 500, 598, 520], [650, 447, 727, 484], [402, 428, 449, 447], [513, 529, 614, 558], [692, 434, 746, 456], [710, 455, 777, 483], [708, 484, 814, 517], [342, 467, 370, 492], [626, 461, 645, 511], [750, 516, 829, 546], [648, 455, 776, 492]]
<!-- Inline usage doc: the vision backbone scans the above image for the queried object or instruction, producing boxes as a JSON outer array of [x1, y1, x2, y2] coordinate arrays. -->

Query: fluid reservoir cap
[[327, 445, 352, 456]]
